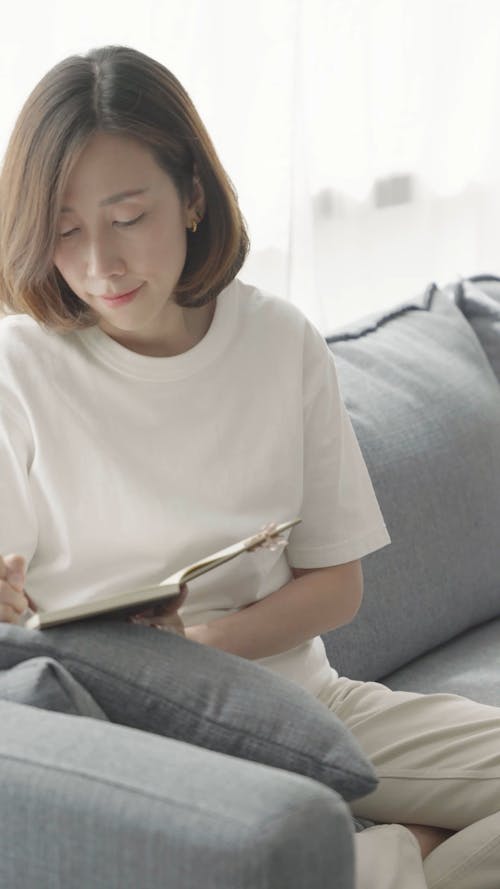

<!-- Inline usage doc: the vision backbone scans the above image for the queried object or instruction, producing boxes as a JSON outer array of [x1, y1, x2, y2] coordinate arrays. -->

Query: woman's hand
[[127, 583, 188, 636], [0, 554, 36, 624]]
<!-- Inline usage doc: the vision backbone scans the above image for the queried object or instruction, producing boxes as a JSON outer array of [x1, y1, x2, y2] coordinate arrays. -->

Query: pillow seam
[[326, 283, 437, 344]]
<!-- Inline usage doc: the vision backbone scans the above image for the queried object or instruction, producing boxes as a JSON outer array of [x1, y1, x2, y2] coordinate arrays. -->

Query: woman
[[0, 45, 499, 889]]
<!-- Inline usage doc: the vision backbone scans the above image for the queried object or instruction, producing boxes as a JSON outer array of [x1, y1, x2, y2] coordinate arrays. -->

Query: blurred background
[[2, 0, 500, 335]]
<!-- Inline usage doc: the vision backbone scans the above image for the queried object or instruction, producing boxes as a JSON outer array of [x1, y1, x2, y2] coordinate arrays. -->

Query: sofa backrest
[[321, 280, 500, 681]]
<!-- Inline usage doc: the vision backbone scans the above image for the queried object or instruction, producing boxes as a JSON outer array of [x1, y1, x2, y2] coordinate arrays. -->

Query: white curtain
[[2, 0, 500, 334]]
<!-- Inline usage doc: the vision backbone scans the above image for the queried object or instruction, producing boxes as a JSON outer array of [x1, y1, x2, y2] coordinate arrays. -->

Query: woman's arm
[[184, 559, 363, 659]]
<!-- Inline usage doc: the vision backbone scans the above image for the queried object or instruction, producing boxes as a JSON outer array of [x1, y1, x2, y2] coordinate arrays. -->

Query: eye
[[116, 213, 145, 229], [58, 213, 145, 240]]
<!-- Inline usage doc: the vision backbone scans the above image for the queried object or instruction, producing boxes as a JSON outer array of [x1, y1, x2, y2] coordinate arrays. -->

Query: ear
[[189, 163, 206, 218]]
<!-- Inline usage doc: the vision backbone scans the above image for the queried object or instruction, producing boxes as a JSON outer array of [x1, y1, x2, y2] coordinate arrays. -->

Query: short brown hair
[[0, 45, 250, 332]]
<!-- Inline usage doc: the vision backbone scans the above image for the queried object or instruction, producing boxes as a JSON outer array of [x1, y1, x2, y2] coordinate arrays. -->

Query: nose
[[86, 234, 126, 281]]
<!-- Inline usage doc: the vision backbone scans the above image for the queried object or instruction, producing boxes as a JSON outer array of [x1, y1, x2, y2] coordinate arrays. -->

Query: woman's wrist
[[184, 623, 211, 645]]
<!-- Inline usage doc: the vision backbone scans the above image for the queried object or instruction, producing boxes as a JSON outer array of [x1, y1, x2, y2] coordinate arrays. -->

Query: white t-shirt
[[0, 276, 391, 695]]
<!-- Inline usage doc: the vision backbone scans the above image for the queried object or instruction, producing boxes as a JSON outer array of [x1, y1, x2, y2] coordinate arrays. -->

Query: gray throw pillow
[[321, 283, 500, 681], [0, 656, 108, 719], [0, 621, 377, 802], [448, 275, 500, 384]]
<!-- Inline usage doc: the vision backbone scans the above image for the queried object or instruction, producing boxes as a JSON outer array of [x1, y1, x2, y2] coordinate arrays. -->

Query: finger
[[128, 616, 171, 630], [129, 584, 189, 621], [128, 614, 184, 635], [0, 582, 28, 614], [131, 614, 172, 626], [128, 615, 151, 626], [4, 555, 26, 586], [0, 602, 23, 624], [25, 592, 38, 612], [0, 556, 21, 584], [131, 606, 165, 619], [8, 572, 26, 594], [151, 619, 185, 636], [158, 583, 189, 614], [149, 601, 178, 617], [141, 585, 188, 618]]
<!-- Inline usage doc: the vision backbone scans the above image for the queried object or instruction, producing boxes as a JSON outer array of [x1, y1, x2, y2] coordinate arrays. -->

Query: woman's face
[[53, 131, 205, 353]]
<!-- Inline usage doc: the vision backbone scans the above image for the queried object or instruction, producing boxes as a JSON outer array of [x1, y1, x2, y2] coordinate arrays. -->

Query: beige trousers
[[317, 676, 500, 889]]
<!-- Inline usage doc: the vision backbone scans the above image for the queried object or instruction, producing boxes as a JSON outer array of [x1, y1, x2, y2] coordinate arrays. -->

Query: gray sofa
[[0, 274, 499, 889]]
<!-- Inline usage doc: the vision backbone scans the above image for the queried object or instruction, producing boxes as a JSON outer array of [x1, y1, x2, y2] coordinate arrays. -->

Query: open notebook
[[24, 518, 302, 629]]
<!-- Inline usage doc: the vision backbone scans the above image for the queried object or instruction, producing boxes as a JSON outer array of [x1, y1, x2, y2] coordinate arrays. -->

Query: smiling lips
[[103, 284, 142, 300], [101, 284, 143, 306]]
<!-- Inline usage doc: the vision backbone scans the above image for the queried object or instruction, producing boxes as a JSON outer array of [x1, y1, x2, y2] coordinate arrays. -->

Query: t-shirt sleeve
[[286, 317, 391, 569], [0, 398, 38, 568]]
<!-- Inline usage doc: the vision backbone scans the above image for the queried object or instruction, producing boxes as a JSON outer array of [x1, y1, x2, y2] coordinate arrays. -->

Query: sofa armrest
[[0, 701, 355, 889]]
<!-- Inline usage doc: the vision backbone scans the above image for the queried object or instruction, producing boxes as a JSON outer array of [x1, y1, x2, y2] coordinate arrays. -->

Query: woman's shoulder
[[0, 312, 51, 344], [0, 312, 38, 331], [234, 277, 310, 332], [0, 313, 41, 358], [0, 313, 80, 381], [0, 313, 61, 361]]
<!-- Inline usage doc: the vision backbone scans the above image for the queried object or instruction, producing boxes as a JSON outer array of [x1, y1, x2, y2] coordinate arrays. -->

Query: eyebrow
[[60, 188, 150, 213]]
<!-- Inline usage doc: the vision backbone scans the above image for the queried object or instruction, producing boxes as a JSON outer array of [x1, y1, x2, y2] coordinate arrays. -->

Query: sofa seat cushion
[[0, 621, 377, 802], [322, 284, 500, 681], [381, 618, 500, 707]]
